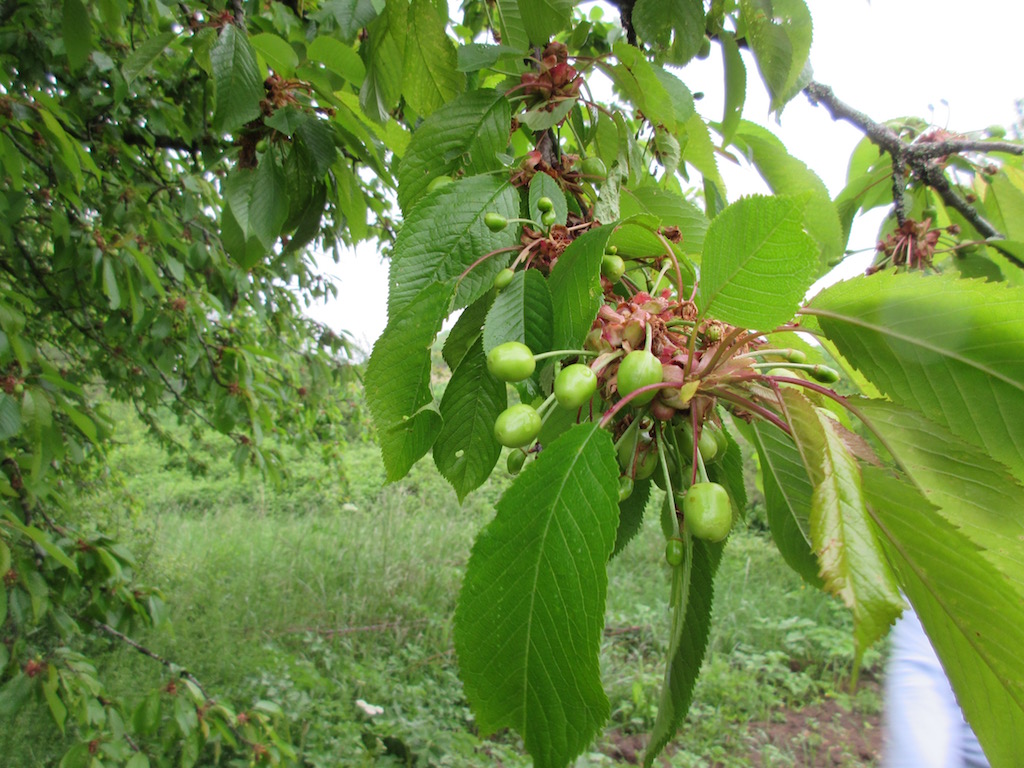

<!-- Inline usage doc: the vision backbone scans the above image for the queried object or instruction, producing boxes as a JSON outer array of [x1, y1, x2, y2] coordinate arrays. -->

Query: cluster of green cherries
[[485, 335, 734, 554]]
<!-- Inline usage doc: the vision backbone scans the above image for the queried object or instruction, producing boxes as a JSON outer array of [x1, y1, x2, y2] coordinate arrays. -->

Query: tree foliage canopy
[[2, 1, 1024, 766]]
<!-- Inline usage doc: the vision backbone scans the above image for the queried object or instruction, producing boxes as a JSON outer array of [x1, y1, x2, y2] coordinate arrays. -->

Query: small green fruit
[[618, 476, 634, 502], [255, 138, 269, 153], [486, 342, 536, 382], [601, 254, 626, 282], [683, 482, 732, 542], [554, 364, 598, 409], [537, 196, 554, 213], [507, 449, 527, 474], [580, 156, 608, 180], [541, 210, 557, 227], [484, 212, 508, 232], [493, 268, 516, 290], [617, 350, 662, 405], [427, 176, 454, 193], [809, 365, 840, 384], [665, 538, 685, 566], [494, 404, 542, 448]]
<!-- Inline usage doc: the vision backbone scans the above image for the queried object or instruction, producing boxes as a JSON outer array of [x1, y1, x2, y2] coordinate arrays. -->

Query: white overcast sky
[[309, 0, 1024, 352]]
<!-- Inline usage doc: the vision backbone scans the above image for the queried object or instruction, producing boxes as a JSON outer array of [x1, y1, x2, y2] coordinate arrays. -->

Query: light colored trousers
[[883, 610, 989, 768]]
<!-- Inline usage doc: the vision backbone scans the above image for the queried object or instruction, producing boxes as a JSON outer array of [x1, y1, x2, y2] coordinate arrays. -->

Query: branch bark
[[803, 81, 1023, 255]]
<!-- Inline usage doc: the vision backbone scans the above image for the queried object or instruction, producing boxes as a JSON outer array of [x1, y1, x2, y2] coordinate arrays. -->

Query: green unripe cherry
[[580, 156, 608, 180], [683, 482, 732, 542], [541, 210, 557, 228], [493, 268, 516, 290], [809, 365, 841, 384], [494, 404, 542, 448], [486, 341, 536, 382], [255, 138, 269, 153], [665, 537, 685, 566], [537, 196, 554, 213], [554, 364, 598, 410], [617, 349, 663, 405], [427, 175, 454, 193], [507, 449, 527, 474], [601, 254, 626, 283], [785, 348, 807, 364], [618, 476, 634, 502], [484, 212, 508, 232]]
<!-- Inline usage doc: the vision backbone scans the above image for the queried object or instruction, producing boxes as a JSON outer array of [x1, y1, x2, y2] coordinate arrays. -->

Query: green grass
[[3, 413, 882, 767]]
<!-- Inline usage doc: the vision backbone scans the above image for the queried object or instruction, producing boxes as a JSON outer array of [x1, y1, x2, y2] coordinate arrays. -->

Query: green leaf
[[397, 90, 511, 214], [644, 537, 723, 766], [516, 0, 572, 48], [432, 340, 506, 501], [632, 0, 705, 64], [0, 673, 33, 718], [314, 0, 380, 42], [122, 31, 178, 85], [618, 186, 709, 257], [388, 175, 519, 318], [223, 161, 288, 254], [402, 0, 466, 117], [455, 423, 619, 768], [605, 43, 677, 132], [250, 32, 299, 77], [611, 478, 651, 559], [62, 0, 92, 71], [294, 118, 338, 178], [494, 0, 529, 51], [730, 121, 843, 267], [548, 225, 616, 350], [43, 664, 67, 734], [985, 167, 1024, 242], [679, 114, 725, 201], [125, 753, 151, 768], [805, 273, 1024, 482], [442, 291, 495, 372], [4, 515, 79, 574], [740, 0, 813, 112], [719, 32, 746, 143], [359, 12, 404, 123], [746, 421, 822, 587], [132, 690, 162, 735], [456, 43, 519, 72], [211, 24, 263, 132], [483, 270, 554, 355], [697, 194, 818, 329], [856, 399, 1024, 595], [784, 391, 903, 659], [0, 394, 21, 441], [863, 468, 1024, 766], [307, 36, 366, 85], [366, 283, 450, 482]]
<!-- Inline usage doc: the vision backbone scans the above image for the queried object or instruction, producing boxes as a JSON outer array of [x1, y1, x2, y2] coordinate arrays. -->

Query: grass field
[[2, 412, 884, 767]]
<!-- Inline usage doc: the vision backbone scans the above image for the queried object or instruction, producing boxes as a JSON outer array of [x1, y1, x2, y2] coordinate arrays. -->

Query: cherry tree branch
[[94, 621, 211, 701], [803, 81, 1023, 247]]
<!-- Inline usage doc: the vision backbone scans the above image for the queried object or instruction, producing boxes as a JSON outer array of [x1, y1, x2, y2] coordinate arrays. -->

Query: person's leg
[[883, 610, 975, 768]]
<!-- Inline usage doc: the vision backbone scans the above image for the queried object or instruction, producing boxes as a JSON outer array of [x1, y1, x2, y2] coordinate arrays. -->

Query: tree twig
[[94, 621, 210, 701], [803, 81, 1022, 249]]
